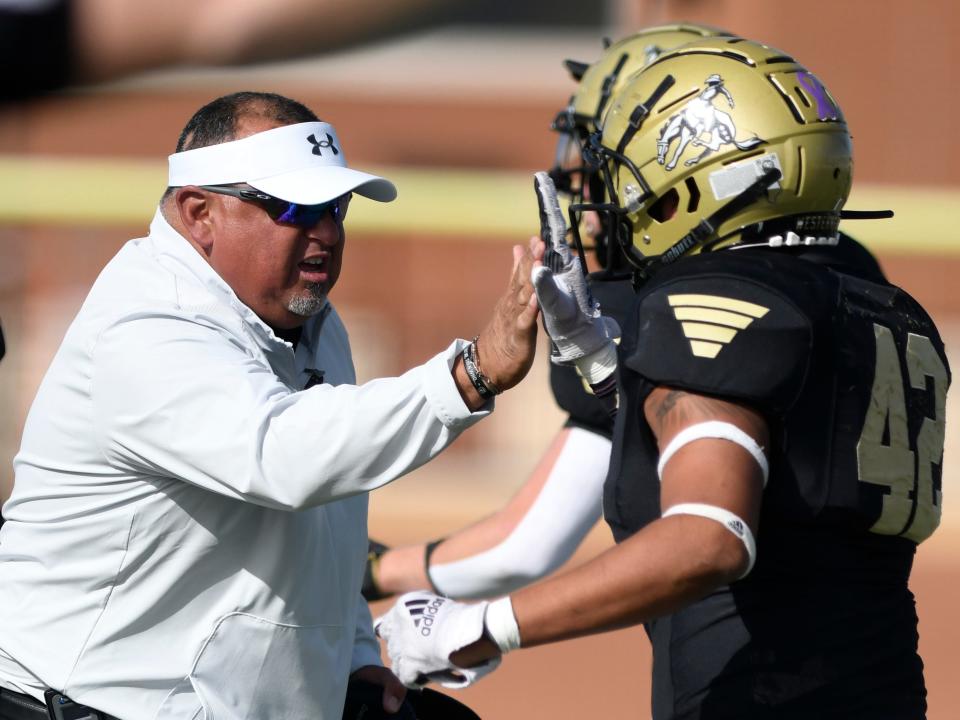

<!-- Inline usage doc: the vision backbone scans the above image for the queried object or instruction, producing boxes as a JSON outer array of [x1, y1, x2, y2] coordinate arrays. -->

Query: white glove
[[374, 591, 501, 689], [532, 172, 620, 372]]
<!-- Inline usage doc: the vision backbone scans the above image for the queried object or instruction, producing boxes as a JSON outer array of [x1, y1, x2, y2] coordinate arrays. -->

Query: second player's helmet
[[589, 37, 853, 278], [555, 23, 734, 141]]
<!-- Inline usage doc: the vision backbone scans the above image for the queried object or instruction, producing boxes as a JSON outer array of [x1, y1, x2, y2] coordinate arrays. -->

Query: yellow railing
[[1, 155, 957, 254]]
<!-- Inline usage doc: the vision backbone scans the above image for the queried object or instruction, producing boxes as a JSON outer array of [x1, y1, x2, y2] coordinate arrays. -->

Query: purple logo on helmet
[[797, 72, 839, 121]]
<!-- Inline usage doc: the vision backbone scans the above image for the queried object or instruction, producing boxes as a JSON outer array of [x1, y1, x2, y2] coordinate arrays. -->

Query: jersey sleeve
[[621, 274, 813, 415]]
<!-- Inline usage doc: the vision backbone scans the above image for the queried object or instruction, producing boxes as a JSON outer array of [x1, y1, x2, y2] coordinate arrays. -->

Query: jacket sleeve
[[91, 313, 489, 510]]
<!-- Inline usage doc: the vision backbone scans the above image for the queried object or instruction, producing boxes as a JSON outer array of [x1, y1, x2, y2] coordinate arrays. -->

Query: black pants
[[0, 689, 48, 720], [0, 688, 115, 720]]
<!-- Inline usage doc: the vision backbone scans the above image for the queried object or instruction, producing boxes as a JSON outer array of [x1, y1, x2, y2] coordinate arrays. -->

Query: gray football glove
[[532, 171, 619, 367]]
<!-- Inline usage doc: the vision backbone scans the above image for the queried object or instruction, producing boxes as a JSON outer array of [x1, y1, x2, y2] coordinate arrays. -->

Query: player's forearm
[[375, 542, 431, 594], [448, 517, 743, 669], [508, 516, 746, 647]]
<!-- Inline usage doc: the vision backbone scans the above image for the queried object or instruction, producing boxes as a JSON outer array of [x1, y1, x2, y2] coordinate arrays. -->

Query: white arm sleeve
[[429, 426, 610, 599]]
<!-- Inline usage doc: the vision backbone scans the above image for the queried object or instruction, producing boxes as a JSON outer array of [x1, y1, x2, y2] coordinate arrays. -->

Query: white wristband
[[484, 597, 521, 654], [574, 341, 618, 385]]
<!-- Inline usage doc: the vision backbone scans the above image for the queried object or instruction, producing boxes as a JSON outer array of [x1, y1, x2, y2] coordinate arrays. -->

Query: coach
[[0, 91, 540, 719]]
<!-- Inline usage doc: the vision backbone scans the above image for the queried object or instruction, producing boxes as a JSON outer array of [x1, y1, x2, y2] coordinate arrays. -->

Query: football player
[[376, 36, 949, 719], [364, 24, 733, 602]]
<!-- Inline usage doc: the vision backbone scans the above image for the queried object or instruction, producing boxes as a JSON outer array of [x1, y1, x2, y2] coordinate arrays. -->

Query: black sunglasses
[[201, 185, 351, 228]]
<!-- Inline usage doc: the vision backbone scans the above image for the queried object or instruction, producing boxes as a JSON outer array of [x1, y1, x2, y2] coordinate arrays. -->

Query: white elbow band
[[662, 502, 757, 578], [657, 421, 768, 487], [484, 596, 521, 654]]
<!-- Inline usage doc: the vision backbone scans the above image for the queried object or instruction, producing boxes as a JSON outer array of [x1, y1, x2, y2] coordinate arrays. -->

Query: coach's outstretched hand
[[475, 237, 542, 390], [375, 592, 501, 689]]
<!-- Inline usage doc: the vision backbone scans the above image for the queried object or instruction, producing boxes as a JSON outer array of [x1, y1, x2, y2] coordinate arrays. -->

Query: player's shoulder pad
[[622, 253, 819, 413]]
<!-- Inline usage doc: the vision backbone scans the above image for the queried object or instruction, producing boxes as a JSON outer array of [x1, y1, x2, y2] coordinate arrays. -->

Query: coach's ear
[[175, 186, 215, 255]]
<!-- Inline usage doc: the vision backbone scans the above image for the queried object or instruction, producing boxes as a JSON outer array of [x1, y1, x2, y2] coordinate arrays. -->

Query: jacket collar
[[146, 208, 329, 350]]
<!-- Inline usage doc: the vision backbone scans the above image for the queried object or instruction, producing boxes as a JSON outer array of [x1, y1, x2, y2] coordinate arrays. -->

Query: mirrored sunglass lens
[[275, 200, 337, 226]]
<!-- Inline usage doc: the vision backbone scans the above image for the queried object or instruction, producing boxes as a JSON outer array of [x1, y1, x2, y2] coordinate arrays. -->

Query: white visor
[[167, 121, 396, 204]]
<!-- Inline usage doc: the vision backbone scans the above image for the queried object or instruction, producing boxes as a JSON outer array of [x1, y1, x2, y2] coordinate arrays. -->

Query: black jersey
[[605, 244, 949, 719], [549, 276, 635, 437]]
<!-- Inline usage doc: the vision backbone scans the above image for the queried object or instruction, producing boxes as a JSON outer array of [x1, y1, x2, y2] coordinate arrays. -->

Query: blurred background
[[1, 0, 957, 717]]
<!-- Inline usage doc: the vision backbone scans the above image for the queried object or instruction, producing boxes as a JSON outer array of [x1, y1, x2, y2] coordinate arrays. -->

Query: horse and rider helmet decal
[[656, 74, 763, 171]]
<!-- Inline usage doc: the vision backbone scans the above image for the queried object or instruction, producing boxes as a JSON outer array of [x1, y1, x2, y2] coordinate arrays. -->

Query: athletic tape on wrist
[[662, 502, 757, 578], [484, 597, 521, 654], [574, 341, 618, 386], [657, 421, 768, 487]]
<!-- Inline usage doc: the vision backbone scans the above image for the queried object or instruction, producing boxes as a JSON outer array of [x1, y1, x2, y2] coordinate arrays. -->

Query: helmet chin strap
[[630, 167, 782, 281], [840, 209, 894, 220]]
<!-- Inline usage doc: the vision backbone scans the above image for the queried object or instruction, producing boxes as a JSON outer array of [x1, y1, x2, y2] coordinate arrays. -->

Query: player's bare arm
[[381, 244, 773, 678], [446, 387, 769, 668], [647, 386, 766, 527]]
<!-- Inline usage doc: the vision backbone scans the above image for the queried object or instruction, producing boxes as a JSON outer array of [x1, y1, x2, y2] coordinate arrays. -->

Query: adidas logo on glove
[[405, 596, 447, 636]]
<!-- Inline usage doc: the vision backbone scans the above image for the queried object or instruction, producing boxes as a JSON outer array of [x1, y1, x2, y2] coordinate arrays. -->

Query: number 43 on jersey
[[857, 323, 948, 543]]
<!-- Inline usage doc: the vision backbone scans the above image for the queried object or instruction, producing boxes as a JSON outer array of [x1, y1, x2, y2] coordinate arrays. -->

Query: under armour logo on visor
[[307, 132, 339, 156]]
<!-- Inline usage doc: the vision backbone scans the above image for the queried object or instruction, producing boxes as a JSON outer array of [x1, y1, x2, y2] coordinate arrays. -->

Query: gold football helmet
[[551, 24, 734, 273], [589, 37, 853, 277]]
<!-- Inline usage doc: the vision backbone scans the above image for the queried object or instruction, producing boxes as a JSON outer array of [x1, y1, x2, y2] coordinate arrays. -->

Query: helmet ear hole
[[684, 177, 701, 213], [648, 188, 679, 223]]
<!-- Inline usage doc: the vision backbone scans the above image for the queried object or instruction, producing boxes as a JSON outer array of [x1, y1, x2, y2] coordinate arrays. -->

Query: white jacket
[[0, 210, 488, 719]]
